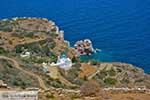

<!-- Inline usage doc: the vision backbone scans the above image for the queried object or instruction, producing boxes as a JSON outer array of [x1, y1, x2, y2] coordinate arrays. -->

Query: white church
[[50, 54, 72, 70]]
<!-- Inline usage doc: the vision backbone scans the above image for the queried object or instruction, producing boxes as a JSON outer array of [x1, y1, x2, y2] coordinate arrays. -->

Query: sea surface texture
[[0, 0, 150, 72]]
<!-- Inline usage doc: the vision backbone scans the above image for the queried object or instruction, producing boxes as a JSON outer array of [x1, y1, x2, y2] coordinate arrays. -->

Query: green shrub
[[83, 76, 87, 81], [27, 23, 33, 26], [50, 42, 56, 49], [71, 95, 81, 100], [71, 56, 79, 63], [0, 47, 6, 54], [13, 80, 19, 86], [15, 45, 23, 53], [11, 33, 21, 37], [51, 33, 58, 38], [0, 27, 12, 32], [12, 78, 27, 89], [104, 77, 117, 86], [65, 63, 81, 83], [90, 60, 99, 65], [135, 78, 144, 83], [0, 20, 13, 32], [24, 33, 35, 38], [107, 69, 116, 76], [46, 93, 54, 99], [98, 71, 107, 79], [50, 79, 67, 88], [50, 55, 57, 63], [69, 86, 79, 89]]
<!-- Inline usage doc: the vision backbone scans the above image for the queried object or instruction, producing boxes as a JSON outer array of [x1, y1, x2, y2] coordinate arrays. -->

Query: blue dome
[[60, 54, 67, 58]]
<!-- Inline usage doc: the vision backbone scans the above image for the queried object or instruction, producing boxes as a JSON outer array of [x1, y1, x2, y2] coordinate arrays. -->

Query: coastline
[[80, 51, 150, 74], [0, 17, 149, 74]]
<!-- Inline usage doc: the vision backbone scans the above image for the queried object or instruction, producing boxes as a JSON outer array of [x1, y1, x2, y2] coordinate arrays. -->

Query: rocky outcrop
[[74, 39, 95, 56]]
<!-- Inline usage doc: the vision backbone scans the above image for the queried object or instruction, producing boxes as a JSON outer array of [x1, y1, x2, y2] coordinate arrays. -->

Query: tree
[[71, 56, 78, 63], [80, 80, 101, 96]]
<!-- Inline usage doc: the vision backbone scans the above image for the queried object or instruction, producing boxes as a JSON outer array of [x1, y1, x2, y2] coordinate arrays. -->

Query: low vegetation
[[46, 93, 55, 99], [0, 59, 39, 88], [0, 20, 13, 32], [80, 80, 101, 96], [61, 63, 81, 85], [0, 47, 6, 54], [104, 77, 117, 86], [90, 60, 100, 65]]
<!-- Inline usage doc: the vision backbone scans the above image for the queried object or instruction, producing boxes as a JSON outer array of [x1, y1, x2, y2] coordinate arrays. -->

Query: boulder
[[74, 39, 94, 56]]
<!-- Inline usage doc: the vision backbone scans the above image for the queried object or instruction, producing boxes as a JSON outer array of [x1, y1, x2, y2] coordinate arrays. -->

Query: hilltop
[[0, 17, 150, 100]]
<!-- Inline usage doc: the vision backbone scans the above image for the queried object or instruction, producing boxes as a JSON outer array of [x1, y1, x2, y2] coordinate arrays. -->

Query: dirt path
[[48, 66, 76, 87], [59, 75, 76, 87], [0, 56, 47, 90]]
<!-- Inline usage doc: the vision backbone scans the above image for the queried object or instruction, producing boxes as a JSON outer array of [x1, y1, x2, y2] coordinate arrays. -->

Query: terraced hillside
[[0, 18, 76, 89], [0, 18, 150, 100]]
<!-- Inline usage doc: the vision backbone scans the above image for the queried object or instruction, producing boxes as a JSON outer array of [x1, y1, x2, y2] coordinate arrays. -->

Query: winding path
[[0, 56, 47, 90]]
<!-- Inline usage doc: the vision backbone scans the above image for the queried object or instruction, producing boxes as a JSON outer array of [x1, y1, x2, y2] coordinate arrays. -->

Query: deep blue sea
[[0, 0, 150, 73]]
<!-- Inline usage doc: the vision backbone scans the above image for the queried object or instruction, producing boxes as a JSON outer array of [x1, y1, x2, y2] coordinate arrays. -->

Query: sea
[[0, 0, 150, 73]]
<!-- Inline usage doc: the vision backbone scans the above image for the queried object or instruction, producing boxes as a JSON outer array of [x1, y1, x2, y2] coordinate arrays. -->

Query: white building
[[50, 54, 72, 70]]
